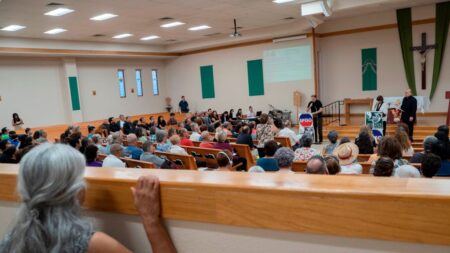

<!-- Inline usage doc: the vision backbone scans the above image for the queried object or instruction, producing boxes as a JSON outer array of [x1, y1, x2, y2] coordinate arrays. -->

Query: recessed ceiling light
[[160, 21, 185, 28], [90, 13, 118, 21], [45, 8, 74, 16], [44, 28, 67, 34], [141, 35, 160, 41], [188, 25, 211, 31], [1, 25, 26, 31], [113, 33, 133, 39], [273, 0, 295, 3]]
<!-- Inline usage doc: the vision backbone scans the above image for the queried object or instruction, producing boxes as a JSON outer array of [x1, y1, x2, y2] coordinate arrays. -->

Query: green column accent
[[68, 76, 81, 111], [396, 8, 417, 96], [247, 59, 265, 96], [430, 1, 450, 100], [362, 48, 377, 91], [200, 65, 215, 99]]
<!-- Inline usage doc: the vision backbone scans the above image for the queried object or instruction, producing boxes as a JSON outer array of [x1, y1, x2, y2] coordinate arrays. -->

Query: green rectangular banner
[[200, 65, 215, 99], [247, 59, 265, 96], [68, 76, 81, 111], [362, 48, 377, 91]]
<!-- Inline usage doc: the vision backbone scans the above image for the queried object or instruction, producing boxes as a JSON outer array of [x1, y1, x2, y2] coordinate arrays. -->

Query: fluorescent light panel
[[1, 25, 26, 31], [161, 21, 185, 28], [90, 13, 118, 21], [273, 0, 295, 3], [188, 25, 211, 31], [45, 8, 74, 16], [113, 33, 133, 39], [44, 28, 67, 34], [141, 35, 160, 41], [301, 1, 325, 16]]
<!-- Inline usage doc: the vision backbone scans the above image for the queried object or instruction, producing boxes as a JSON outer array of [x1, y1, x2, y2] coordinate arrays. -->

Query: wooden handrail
[[1, 164, 450, 245]]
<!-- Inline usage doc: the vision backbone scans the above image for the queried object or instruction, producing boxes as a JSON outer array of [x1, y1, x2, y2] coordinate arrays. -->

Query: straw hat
[[333, 143, 359, 166]]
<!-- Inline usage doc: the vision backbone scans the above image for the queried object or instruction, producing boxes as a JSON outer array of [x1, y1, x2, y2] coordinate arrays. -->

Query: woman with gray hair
[[274, 147, 295, 173], [0, 143, 176, 253]]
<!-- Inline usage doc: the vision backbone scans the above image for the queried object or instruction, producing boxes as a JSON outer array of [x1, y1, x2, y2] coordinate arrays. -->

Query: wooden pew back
[[121, 157, 155, 169], [274, 136, 291, 147], [154, 151, 197, 170], [231, 143, 256, 169], [183, 146, 222, 168]]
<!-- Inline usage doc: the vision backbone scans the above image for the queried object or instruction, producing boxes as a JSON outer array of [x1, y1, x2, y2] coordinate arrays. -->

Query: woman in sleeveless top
[[0, 143, 176, 253]]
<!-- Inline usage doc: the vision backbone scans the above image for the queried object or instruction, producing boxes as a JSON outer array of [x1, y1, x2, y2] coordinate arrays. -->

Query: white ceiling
[[0, 0, 444, 50]]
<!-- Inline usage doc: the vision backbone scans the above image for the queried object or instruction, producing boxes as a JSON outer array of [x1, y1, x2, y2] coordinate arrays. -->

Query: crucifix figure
[[411, 33, 436, 90]]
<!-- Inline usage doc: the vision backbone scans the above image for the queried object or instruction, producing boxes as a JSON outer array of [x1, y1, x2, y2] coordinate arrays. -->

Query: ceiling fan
[[230, 19, 242, 38]]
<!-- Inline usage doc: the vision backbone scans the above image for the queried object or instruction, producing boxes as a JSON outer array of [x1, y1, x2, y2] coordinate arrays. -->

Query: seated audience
[[85, 144, 102, 167], [155, 130, 171, 152], [256, 113, 275, 157], [247, 106, 256, 119], [421, 153, 442, 178], [167, 113, 178, 126], [324, 155, 340, 175], [216, 151, 233, 171], [410, 136, 440, 163], [189, 123, 201, 141], [0, 143, 176, 252], [222, 122, 232, 136], [36, 130, 48, 144], [373, 157, 394, 177], [103, 143, 126, 168], [248, 165, 265, 173], [394, 165, 421, 178], [214, 131, 233, 152], [199, 131, 214, 148], [294, 136, 319, 161], [322, 130, 339, 156], [7, 131, 19, 148], [256, 140, 279, 172], [375, 136, 410, 171], [236, 108, 243, 120], [236, 125, 254, 149], [395, 128, 414, 156], [0, 146, 17, 164], [0, 140, 8, 155], [136, 127, 148, 142], [306, 156, 329, 174], [355, 131, 374, 154], [179, 128, 193, 147], [79, 137, 90, 154], [169, 135, 188, 155], [124, 134, 144, 160], [1, 127, 9, 140], [104, 132, 122, 154], [333, 143, 362, 174], [157, 115, 167, 129], [278, 120, 299, 149], [220, 111, 230, 123], [274, 147, 295, 173], [92, 134, 107, 154], [140, 141, 165, 168], [435, 125, 450, 160]]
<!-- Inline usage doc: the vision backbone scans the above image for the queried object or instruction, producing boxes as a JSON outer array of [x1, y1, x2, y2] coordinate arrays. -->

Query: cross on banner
[[410, 33, 436, 90]]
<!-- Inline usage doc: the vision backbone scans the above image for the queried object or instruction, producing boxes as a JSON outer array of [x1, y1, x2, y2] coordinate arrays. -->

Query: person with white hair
[[169, 135, 188, 155], [105, 132, 122, 155], [124, 133, 143, 160], [103, 143, 126, 168], [0, 143, 176, 252], [277, 120, 299, 149], [189, 123, 201, 141], [248, 166, 265, 173]]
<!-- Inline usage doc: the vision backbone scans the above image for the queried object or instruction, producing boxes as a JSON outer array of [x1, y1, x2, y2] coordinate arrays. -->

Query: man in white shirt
[[102, 143, 126, 168], [118, 114, 126, 128], [169, 135, 188, 155], [278, 120, 299, 149], [247, 106, 256, 119], [189, 123, 201, 141]]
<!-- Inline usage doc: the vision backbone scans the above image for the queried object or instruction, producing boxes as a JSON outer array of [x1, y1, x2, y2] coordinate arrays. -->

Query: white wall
[[0, 57, 69, 127], [318, 4, 449, 113], [164, 40, 315, 118]]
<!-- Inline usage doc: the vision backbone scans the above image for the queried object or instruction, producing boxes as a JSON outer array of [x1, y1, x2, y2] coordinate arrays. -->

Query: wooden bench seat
[[183, 146, 222, 168], [154, 151, 197, 170], [230, 143, 256, 169], [96, 153, 154, 168], [274, 136, 291, 147]]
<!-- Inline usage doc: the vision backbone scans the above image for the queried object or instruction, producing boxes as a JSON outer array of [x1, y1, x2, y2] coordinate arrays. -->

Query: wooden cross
[[411, 33, 436, 90]]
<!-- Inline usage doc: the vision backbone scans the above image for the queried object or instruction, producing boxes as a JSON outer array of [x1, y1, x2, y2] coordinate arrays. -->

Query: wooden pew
[[274, 136, 291, 148], [121, 157, 155, 169], [183, 146, 222, 168], [154, 151, 197, 170], [357, 154, 413, 162], [231, 143, 256, 169], [292, 161, 306, 172]]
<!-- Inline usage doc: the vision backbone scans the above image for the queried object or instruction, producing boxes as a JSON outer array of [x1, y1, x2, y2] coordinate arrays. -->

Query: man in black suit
[[400, 89, 417, 141]]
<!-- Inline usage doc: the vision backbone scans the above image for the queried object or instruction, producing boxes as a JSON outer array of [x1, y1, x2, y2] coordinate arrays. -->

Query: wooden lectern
[[446, 91, 450, 125]]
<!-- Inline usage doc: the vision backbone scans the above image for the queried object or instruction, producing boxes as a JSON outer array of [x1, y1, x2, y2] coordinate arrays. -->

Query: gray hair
[[306, 155, 328, 174], [155, 130, 167, 143], [216, 130, 227, 142], [142, 141, 154, 152], [2, 143, 92, 252], [191, 123, 199, 132], [274, 147, 295, 168], [127, 133, 137, 143], [108, 132, 121, 145], [248, 166, 265, 173], [110, 143, 123, 155]]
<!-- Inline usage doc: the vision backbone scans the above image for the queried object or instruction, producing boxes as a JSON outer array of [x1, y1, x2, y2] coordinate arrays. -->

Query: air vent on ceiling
[[92, 34, 106, 37], [165, 39, 177, 42], [46, 2, 65, 6], [283, 17, 295, 20], [159, 17, 174, 21], [204, 32, 222, 37]]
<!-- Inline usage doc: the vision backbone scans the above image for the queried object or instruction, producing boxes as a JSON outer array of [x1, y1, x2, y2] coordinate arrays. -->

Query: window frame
[[151, 69, 159, 96], [135, 69, 144, 97], [117, 69, 126, 98]]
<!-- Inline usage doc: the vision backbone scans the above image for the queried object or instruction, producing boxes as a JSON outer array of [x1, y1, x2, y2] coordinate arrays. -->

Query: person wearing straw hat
[[333, 142, 362, 174]]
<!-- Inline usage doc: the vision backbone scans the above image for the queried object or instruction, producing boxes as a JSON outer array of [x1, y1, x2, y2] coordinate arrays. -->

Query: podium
[[447, 91, 450, 125]]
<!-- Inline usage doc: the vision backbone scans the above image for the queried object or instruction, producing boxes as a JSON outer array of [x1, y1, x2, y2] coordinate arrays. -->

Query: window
[[117, 69, 126, 98], [135, 69, 143, 96], [152, 69, 159, 95]]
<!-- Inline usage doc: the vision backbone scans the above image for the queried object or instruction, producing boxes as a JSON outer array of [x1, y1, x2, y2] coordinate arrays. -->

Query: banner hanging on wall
[[362, 48, 377, 91]]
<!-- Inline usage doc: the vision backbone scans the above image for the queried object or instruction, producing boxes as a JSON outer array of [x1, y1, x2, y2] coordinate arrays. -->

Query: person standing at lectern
[[307, 95, 323, 144], [372, 95, 388, 136], [400, 89, 417, 141], [179, 96, 189, 113]]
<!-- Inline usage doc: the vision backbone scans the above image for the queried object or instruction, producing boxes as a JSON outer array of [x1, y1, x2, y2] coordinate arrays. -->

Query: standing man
[[400, 89, 417, 141], [307, 95, 323, 144], [179, 96, 189, 113]]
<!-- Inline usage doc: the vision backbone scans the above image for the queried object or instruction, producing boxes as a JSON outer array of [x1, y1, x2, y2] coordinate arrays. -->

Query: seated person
[[333, 143, 362, 174], [0, 143, 176, 252], [140, 141, 165, 168], [84, 144, 102, 167], [179, 128, 193, 147], [199, 131, 214, 149], [213, 131, 233, 152], [394, 165, 421, 178], [189, 123, 201, 141], [167, 113, 178, 126], [103, 143, 126, 168], [92, 134, 107, 154], [0, 146, 17, 164], [395, 129, 414, 157], [123, 134, 144, 160], [421, 153, 441, 178], [256, 140, 279, 172], [169, 135, 188, 155], [1, 127, 10, 140], [322, 130, 338, 156], [435, 142, 450, 177], [7, 131, 19, 148], [370, 136, 410, 173], [248, 165, 265, 173], [373, 157, 394, 177], [355, 131, 374, 154], [410, 136, 440, 163], [215, 151, 233, 171], [434, 125, 450, 160], [278, 120, 300, 150], [294, 136, 320, 161], [324, 155, 340, 175], [236, 125, 254, 149], [104, 132, 122, 155], [274, 147, 295, 173], [155, 130, 171, 152], [306, 155, 329, 174]]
